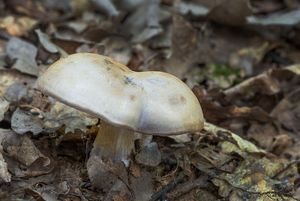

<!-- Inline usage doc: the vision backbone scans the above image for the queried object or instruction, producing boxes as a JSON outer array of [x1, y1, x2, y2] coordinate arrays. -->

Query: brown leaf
[[271, 88, 300, 135], [164, 15, 200, 78], [2, 131, 50, 167], [207, 0, 252, 26], [193, 86, 272, 124], [135, 142, 161, 167], [0, 16, 37, 36], [224, 71, 280, 101], [0, 151, 11, 182], [0, 97, 9, 121], [130, 170, 154, 201]]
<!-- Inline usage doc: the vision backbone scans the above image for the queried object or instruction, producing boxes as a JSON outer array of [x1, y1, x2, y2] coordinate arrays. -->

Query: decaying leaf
[[90, 0, 119, 17], [230, 42, 276, 75], [43, 101, 98, 134], [193, 86, 272, 125], [271, 88, 300, 135], [135, 142, 161, 167], [207, 0, 253, 26], [100, 36, 132, 65], [164, 15, 199, 78], [186, 63, 242, 89], [247, 9, 300, 26], [286, 64, 300, 75], [4, 82, 31, 103], [0, 16, 37, 36], [168, 134, 191, 143], [224, 71, 280, 101], [213, 156, 292, 200], [204, 122, 265, 154], [0, 97, 9, 121], [0, 0, 300, 200], [6, 37, 39, 76], [0, 129, 11, 183], [11, 101, 98, 136], [0, 69, 35, 97], [0, 152, 11, 183], [11, 108, 44, 135], [130, 170, 154, 201], [35, 29, 68, 57], [2, 132, 50, 167], [122, 0, 162, 43], [25, 188, 58, 201], [175, 1, 209, 17]]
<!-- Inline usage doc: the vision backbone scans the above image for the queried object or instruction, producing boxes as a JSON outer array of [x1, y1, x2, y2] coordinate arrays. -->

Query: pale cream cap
[[37, 53, 204, 135]]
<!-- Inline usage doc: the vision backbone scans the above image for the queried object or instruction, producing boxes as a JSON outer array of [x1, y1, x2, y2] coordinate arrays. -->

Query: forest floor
[[0, 0, 300, 200]]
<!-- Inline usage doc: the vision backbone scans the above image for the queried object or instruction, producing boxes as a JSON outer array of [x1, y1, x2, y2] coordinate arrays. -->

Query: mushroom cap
[[37, 53, 204, 135]]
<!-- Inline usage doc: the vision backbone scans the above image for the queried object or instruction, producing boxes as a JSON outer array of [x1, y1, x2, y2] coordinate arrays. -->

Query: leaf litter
[[0, 0, 300, 200]]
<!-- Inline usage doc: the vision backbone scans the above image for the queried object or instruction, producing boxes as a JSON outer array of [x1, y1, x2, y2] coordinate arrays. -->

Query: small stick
[[167, 175, 209, 199], [149, 173, 185, 201]]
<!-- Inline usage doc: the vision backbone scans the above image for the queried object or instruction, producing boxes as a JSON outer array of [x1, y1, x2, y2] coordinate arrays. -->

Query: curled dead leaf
[[2, 132, 50, 167], [0, 97, 9, 121]]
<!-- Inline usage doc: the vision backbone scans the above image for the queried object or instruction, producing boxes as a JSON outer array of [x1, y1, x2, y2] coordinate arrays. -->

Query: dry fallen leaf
[[11, 100, 98, 136], [35, 29, 68, 57], [0, 16, 37, 36], [135, 142, 161, 167], [271, 88, 300, 135], [11, 108, 44, 135], [6, 37, 39, 76], [2, 132, 50, 167], [0, 69, 35, 97], [130, 170, 154, 201], [43, 101, 98, 134], [0, 129, 11, 183], [204, 122, 266, 154], [224, 71, 280, 101], [0, 152, 11, 183], [0, 97, 9, 121]]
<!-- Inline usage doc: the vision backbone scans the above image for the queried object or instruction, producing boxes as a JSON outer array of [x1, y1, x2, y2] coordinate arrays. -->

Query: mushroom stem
[[92, 121, 135, 162]]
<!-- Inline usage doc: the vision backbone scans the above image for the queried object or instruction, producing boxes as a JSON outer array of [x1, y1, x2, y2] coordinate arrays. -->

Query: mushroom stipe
[[36, 53, 204, 189]]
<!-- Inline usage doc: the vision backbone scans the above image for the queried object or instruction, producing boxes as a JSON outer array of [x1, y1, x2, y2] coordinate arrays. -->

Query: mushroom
[[36, 53, 204, 189]]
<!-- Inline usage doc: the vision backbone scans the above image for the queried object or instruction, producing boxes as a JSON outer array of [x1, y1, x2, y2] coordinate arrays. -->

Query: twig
[[167, 175, 210, 200], [149, 173, 185, 201]]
